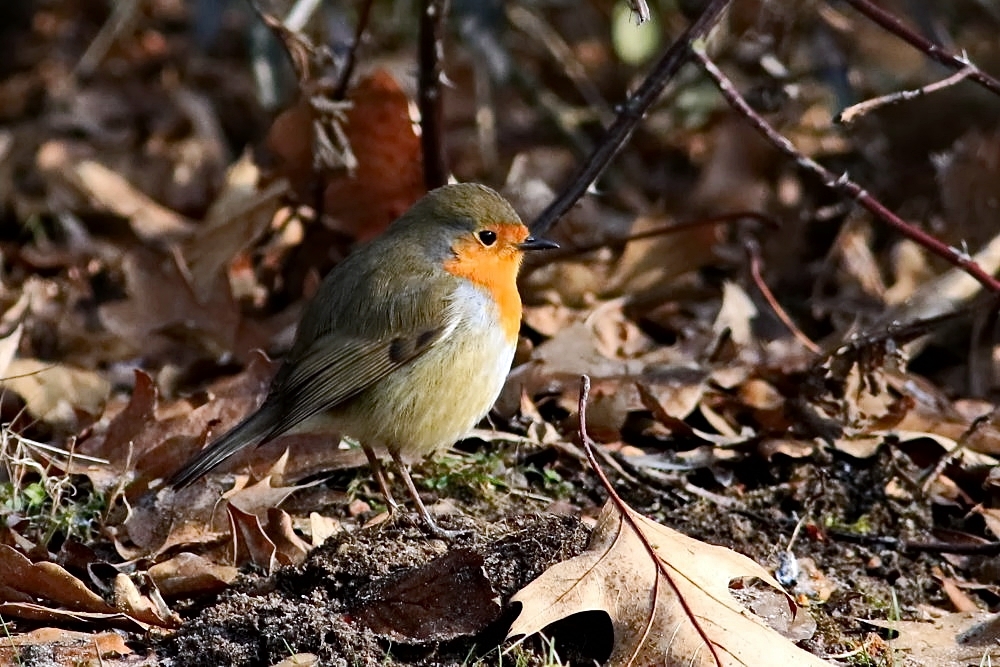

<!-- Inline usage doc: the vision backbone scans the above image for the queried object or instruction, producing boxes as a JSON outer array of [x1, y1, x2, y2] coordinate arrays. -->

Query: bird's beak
[[518, 236, 559, 251]]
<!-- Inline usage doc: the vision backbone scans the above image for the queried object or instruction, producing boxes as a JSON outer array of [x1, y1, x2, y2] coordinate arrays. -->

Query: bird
[[168, 183, 558, 537]]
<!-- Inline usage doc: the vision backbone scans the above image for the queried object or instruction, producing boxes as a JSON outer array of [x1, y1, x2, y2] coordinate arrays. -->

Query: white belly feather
[[338, 281, 516, 458]]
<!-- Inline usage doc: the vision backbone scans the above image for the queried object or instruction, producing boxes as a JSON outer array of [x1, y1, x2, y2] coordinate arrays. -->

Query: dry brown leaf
[[271, 654, 320, 667], [932, 566, 979, 613], [0, 602, 150, 631], [0, 322, 22, 378], [864, 609, 1000, 665], [830, 217, 886, 299], [223, 451, 325, 514], [111, 573, 181, 628], [321, 70, 425, 241], [309, 512, 341, 547], [228, 502, 278, 572], [353, 548, 501, 642], [0, 546, 172, 631], [72, 160, 196, 243], [181, 151, 286, 300], [885, 239, 933, 305], [74, 369, 158, 482], [878, 225, 1000, 329], [0, 628, 131, 665], [99, 247, 250, 361], [972, 506, 1000, 541], [607, 215, 724, 297], [226, 504, 314, 571], [0, 544, 116, 614], [78, 353, 277, 490], [148, 552, 239, 598], [883, 430, 997, 468], [2, 358, 110, 425], [507, 500, 828, 666], [713, 281, 758, 346], [265, 507, 311, 566]]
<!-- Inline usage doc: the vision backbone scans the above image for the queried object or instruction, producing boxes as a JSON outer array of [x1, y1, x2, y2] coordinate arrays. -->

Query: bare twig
[[75, 0, 142, 78], [692, 43, 1000, 293], [745, 239, 821, 354], [332, 0, 377, 100], [836, 66, 976, 124], [842, 0, 1000, 97], [545, 210, 777, 262], [419, 0, 449, 190], [529, 0, 733, 237]]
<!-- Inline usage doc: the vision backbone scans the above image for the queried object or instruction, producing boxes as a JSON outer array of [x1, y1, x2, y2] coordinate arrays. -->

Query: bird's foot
[[415, 513, 473, 541]]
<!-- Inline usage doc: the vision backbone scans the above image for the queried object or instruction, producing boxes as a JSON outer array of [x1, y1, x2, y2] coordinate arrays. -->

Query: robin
[[169, 183, 557, 536]]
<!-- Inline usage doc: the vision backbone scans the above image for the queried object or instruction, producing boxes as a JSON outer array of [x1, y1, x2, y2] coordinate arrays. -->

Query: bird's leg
[[389, 450, 464, 540], [362, 445, 400, 514]]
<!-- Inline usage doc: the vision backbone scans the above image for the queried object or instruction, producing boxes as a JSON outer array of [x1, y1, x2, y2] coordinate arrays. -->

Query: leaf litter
[[3, 2, 1000, 666]]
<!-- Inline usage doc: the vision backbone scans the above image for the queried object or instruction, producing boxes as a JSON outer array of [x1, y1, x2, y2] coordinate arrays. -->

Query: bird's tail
[[168, 401, 283, 489]]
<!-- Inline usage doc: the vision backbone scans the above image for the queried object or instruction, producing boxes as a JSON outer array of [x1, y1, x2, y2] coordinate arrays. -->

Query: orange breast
[[443, 234, 525, 342]]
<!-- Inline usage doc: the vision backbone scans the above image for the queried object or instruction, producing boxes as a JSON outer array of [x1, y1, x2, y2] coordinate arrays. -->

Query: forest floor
[[4, 1, 1000, 666]]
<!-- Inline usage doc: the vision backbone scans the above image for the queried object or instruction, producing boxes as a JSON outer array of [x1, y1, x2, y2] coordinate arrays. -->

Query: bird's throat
[[443, 251, 523, 342]]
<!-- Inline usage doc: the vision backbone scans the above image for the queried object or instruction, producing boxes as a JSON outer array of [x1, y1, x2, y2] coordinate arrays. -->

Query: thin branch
[[332, 0, 377, 100], [529, 0, 733, 237], [842, 0, 1000, 97], [545, 210, 778, 262], [692, 43, 1000, 293], [745, 239, 821, 354], [75, 0, 142, 78], [836, 65, 976, 124], [418, 0, 449, 190]]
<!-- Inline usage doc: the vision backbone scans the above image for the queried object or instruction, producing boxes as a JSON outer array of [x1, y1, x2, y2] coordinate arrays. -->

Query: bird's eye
[[477, 230, 498, 246]]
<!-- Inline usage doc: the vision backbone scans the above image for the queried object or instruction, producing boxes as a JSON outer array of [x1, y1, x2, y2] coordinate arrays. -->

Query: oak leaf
[[507, 500, 830, 666]]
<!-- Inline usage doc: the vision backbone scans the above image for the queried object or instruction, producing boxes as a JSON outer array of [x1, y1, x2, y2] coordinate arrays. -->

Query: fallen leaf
[[78, 352, 278, 490], [99, 247, 248, 361], [271, 653, 320, 667], [864, 609, 1000, 665], [353, 548, 501, 642], [72, 159, 196, 243], [308, 512, 341, 547], [226, 502, 313, 571], [0, 322, 23, 378], [0, 544, 116, 614], [608, 215, 724, 298], [321, 70, 425, 241], [2, 358, 110, 425], [265, 507, 311, 566], [507, 500, 828, 666], [0, 602, 150, 631], [181, 152, 286, 299], [0, 627, 131, 665], [112, 572, 181, 628], [0, 545, 167, 630], [713, 281, 758, 346], [148, 552, 239, 598]]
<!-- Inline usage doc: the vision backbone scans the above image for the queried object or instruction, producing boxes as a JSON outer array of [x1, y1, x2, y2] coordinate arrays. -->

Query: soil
[[162, 512, 591, 666], [153, 444, 941, 665]]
